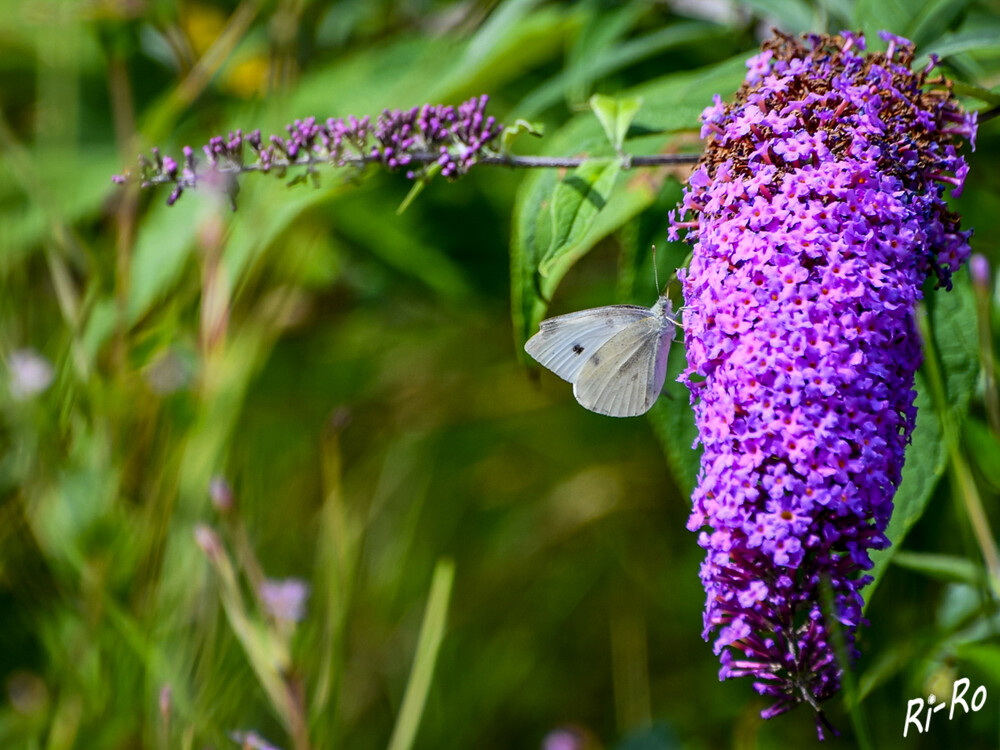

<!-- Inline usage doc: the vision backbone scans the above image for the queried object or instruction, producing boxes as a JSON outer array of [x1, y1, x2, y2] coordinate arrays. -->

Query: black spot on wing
[[573, 344, 584, 355]]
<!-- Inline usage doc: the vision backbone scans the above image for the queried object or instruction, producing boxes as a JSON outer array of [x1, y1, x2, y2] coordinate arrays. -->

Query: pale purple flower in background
[[208, 476, 235, 513], [6, 671, 48, 715], [143, 349, 194, 395], [8, 349, 53, 401], [229, 730, 283, 750], [970, 253, 990, 290], [159, 684, 171, 720], [193, 523, 224, 562], [670, 0, 740, 25], [259, 578, 310, 623], [542, 727, 587, 750]]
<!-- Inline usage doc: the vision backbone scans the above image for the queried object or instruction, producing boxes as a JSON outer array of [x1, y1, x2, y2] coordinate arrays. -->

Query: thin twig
[[134, 150, 702, 189], [480, 153, 701, 168], [980, 105, 1000, 123]]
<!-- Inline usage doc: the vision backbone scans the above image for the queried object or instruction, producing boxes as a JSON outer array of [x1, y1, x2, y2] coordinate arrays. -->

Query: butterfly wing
[[572, 314, 674, 417], [524, 305, 652, 384]]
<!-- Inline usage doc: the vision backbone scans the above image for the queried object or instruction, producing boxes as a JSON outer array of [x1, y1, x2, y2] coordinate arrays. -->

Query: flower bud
[[209, 476, 235, 513]]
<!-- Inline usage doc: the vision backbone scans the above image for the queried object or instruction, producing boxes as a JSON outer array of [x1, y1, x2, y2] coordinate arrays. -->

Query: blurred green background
[[2, 1, 1000, 749]]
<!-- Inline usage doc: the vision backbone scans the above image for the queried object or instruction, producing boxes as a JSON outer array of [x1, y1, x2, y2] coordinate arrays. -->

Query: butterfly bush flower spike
[[670, 31, 976, 734], [113, 95, 502, 206]]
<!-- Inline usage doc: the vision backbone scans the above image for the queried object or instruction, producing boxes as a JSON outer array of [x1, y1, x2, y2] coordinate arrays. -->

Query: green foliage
[[891, 551, 982, 583], [2, 1, 1000, 750], [544, 159, 623, 275], [510, 55, 748, 350], [646, 345, 701, 496], [589, 94, 644, 151], [866, 274, 980, 604]]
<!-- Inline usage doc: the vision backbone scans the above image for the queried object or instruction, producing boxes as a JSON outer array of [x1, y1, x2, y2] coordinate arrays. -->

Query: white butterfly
[[524, 295, 679, 417]]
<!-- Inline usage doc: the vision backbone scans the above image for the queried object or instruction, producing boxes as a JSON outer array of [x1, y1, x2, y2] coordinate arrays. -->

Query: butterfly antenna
[[652, 245, 660, 292]]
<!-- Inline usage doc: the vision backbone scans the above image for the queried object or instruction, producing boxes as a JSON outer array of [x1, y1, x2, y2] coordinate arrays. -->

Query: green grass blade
[[386, 558, 455, 750]]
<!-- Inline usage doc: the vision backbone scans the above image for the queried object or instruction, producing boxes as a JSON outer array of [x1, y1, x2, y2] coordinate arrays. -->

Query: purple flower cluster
[[113, 95, 502, 206], [669, 31, 975, 732]]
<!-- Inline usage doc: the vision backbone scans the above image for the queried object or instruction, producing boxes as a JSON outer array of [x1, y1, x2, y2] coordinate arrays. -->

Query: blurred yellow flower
[[181, 3, 269, 97], [181, 3, 226, 55], [223, 55, 270, 98]]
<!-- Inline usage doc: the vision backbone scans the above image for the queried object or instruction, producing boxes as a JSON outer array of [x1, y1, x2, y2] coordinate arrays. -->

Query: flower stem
[[820, 579, 873, 750], [972, 271, 1000, 435], [133, 150, 701, 189], [918, 306, 1000, 598]]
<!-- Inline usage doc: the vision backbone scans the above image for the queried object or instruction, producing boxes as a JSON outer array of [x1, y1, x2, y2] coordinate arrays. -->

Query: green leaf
[[330, 188, 474, 303], [282, 6, 574, 129], [500, 119, 545, 155], [891, 551, 982, 583], [964, 417, 1000, 491], [437, 5, 577, 101], [824, 0, 857, 26], [865, 274, 979, 609], [541, 159, 621, 277], [631, 54, 748, 133], [614, 219, 642, 304], [857, 641, 919, 702], [512, 164, 560, 355], [462, 0, 545, 70], [922, 25, 1000, 61], [80, 299, 120, 368], [564, 4, 648, 105], [906, 0, 977, 48], [647, 339, 700, 495], [954, 642, 1000, 684], [932, 272, 979, 413], [513, 22, 734, 118], [510, 132, 653, 354], [855, 0, 912, 48], [589, 94, 643, 151], [939, 586, 1000, 641], [281, 36, 452, 119], [951, 80, 1000, 106], [126, 197, 200, 325], [0, 147, 118, 272], [864, 383, 939, 612], [616, 181, 687, 304], [740, 0, 816, 33]]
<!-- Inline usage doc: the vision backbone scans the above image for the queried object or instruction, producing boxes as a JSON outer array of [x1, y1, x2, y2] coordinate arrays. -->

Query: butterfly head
[[653, 295, 678, 326]]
